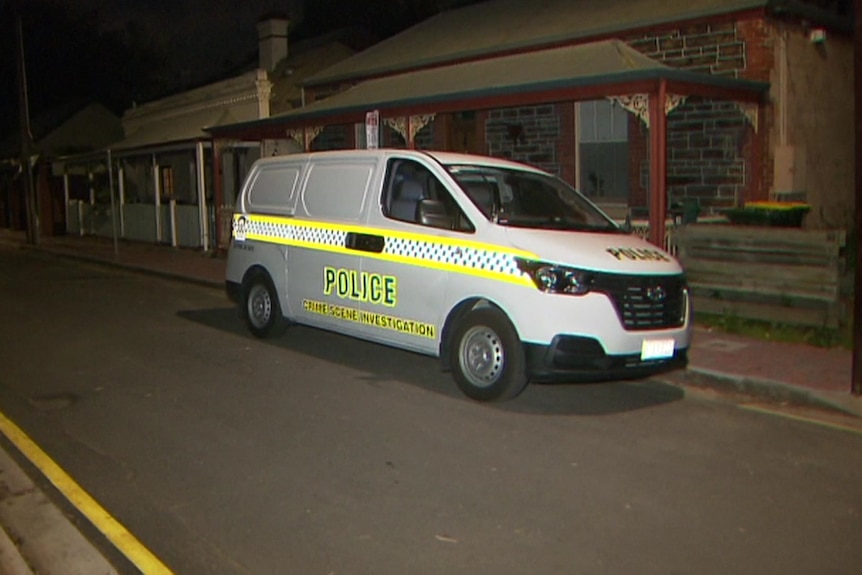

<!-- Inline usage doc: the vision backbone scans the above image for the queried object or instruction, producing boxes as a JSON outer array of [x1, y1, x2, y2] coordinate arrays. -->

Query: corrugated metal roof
[[270, 42, 357, 113], [307, 0, 768, 86], [211, 40, 766, 136], [111, 107, 236, 152]]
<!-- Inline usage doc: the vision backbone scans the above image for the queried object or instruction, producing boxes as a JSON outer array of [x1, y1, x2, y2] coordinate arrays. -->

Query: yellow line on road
[[739, 404, 862, 435], [0, 411, 174, 575]]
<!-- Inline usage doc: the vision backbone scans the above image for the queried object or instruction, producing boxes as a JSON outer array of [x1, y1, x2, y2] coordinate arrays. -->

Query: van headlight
[[516, 258, 594, 295]]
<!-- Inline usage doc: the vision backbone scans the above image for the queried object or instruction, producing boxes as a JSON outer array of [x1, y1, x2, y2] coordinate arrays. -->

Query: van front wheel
[[450, 307, 528, 401], [243, 273, 288, 339]]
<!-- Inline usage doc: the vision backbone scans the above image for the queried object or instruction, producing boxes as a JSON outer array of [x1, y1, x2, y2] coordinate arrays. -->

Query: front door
[[360, 156, 477, 354], [447, 112, 484, 154]]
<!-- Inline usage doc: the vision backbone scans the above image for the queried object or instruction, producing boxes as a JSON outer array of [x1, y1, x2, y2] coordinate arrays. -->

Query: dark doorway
[[447, 111, 484, 154]]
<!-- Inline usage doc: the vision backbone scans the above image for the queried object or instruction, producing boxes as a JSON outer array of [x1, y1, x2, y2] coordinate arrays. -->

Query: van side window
[[301, 161, 374, 222], [382, 159, 474, 232]]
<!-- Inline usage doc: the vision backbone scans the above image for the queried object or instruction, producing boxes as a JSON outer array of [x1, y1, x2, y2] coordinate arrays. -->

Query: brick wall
[[629, 116, 649, 209], [738, 18, 773, 202], [485, 105, 561, 176], [627, 22, 746, 78], [475, 17, 771, 210], [664, 98, 750, 209], [623, 17, 770, 209]]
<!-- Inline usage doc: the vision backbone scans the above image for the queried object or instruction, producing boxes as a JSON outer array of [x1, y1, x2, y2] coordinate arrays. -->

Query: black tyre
[[449, 307, 528, 401], [242, 271, 288, 339]]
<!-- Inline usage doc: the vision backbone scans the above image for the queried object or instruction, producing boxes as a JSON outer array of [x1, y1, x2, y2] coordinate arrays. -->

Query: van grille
[[591, 274, 687, 331]]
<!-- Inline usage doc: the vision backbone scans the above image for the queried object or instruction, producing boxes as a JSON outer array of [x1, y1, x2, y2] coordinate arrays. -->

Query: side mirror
[[418, 199, 454, 229]]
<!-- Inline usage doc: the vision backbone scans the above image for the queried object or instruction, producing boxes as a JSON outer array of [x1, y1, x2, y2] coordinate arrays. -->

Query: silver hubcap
[[459, 325, 504, 388], [248, 284, 272, 328]]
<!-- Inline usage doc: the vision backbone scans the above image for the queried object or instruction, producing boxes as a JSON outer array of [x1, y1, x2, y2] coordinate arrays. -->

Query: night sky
[[0, 0, 480, 139]]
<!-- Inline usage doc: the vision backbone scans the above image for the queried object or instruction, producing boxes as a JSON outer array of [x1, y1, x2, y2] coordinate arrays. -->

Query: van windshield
[[445, 165, 622, 233]]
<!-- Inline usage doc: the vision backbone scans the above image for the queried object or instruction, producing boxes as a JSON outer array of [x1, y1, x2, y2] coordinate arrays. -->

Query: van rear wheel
[[242, 272, 288, 339], [449, 307, 528, 401]]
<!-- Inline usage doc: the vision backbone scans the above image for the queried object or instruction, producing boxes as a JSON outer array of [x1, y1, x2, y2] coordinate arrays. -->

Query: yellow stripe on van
[[235, 213, 535, 287], [369, 251, 531, 285], [246, 213, 534, 255]]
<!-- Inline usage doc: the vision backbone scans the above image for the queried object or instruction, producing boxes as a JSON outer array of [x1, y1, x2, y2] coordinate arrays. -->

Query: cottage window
[[578, 100, 630, 200], [161, 166, 175, 200]]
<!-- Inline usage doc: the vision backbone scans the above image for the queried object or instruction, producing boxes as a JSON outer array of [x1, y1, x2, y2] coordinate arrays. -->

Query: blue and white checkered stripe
[[384, 237, 521, 276], [238, 214, 531, 284], [245, 218, 347, 249]]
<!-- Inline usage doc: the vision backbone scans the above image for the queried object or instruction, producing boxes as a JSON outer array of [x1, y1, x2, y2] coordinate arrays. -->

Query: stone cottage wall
[[624, 18, 769, 210], [481, 16, 772, 211], [485, 105, 561, 176]]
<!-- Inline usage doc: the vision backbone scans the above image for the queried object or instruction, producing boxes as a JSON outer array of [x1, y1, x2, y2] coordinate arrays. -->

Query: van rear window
[[247, 166, 301, 214]]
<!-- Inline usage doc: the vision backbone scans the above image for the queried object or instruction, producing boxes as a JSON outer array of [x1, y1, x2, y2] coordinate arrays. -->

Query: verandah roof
[[207, 39, 767, 140], [111, 107, 237, 154], [303, 0, 771, 87], [301, 0, 847, 89]]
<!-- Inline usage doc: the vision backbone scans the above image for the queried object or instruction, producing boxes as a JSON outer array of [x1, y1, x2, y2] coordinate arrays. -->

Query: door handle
[[345, 232, 384, 253]]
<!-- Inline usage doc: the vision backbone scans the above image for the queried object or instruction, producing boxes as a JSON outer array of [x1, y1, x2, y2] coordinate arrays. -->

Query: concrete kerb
[[667, 367, 862, 419], [0, 446, 119, 575], [0, 523, 34, 575], [18, 243, 224, 291]]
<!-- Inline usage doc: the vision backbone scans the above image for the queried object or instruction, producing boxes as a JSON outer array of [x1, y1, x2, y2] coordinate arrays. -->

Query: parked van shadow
[[178, 307, 684, 416]]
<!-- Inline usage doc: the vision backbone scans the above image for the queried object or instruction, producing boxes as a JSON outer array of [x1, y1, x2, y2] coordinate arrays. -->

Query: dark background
[[0, 0, 852, 142], [0, 0, 482, 139]]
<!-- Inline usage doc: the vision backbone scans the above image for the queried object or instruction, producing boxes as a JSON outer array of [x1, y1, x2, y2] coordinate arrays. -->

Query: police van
[[226, 149, 691, 401]]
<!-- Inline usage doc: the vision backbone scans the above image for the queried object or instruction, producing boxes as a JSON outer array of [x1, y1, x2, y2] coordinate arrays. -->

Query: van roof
[[255, 148, 546, 174]]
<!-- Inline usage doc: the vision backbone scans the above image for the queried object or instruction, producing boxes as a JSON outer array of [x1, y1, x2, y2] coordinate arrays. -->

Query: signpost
[[16, 17, 39, 245], [365, 110, 379, 149]]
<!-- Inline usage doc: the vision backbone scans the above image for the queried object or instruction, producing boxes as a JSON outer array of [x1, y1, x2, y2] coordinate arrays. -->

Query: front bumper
[[524, 334, 688, 382]]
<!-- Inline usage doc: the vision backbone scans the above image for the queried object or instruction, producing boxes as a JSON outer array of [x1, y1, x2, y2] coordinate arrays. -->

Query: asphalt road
[[1, 246, 861, 575]]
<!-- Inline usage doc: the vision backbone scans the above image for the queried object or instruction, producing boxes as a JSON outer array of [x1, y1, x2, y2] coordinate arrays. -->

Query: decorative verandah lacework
[[384, 114, 437, 145], [606, 94, 686, 127], [287, 126, 325, 150], [607, 94, 758, 132]]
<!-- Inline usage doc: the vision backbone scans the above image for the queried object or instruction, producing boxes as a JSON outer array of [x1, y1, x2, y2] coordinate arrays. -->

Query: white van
[[226, 149, 691, 401]]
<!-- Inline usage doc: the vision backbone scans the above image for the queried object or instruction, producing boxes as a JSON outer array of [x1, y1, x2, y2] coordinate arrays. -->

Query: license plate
[[641, 338, 675, 360]]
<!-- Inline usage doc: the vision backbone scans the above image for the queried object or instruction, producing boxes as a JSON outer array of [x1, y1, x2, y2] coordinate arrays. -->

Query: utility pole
[[16, 16, 39, 245], [853, 0, 861, 396]]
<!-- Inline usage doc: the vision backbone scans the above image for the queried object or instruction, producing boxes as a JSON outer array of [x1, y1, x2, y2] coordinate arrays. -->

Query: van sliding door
[[287, 158, 378, 337]]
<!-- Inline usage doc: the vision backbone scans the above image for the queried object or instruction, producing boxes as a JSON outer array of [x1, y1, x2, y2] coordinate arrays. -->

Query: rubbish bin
[[681, 198, 700, 224]]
